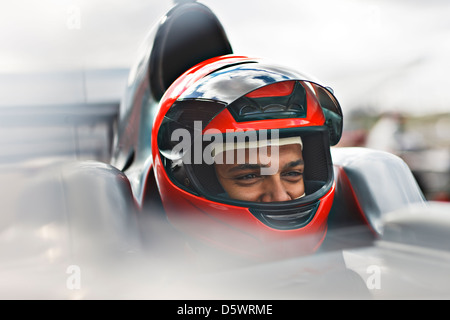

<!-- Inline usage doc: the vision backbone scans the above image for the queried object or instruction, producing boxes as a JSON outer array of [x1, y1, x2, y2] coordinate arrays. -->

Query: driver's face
[[214, 143, 305, 202]]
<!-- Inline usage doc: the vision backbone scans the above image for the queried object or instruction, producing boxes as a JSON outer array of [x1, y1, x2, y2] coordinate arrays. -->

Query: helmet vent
[[250, 202, 319, 230], [228, 81, 307, 122]]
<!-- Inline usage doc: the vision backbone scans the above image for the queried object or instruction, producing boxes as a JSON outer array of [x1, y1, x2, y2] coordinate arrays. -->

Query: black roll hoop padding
[[149, 1, 233, 101]]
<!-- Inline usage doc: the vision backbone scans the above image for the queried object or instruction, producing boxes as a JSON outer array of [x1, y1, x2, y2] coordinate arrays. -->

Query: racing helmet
[[151, 55, 343, 260]]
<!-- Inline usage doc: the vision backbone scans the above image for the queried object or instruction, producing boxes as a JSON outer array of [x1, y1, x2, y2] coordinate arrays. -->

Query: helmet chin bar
[[250, 201, 320, 230]]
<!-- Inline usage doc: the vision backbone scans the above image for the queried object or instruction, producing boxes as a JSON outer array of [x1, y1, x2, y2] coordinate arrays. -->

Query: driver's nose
[[260, 177, 291, 202]]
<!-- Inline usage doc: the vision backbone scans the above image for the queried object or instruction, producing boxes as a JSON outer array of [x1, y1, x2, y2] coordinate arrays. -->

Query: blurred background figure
[[363, 112, 450, 202], [338, 109, 450, 202]]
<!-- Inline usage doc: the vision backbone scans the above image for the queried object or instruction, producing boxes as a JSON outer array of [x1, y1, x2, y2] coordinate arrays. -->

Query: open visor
[[175, 61, 343, 145]]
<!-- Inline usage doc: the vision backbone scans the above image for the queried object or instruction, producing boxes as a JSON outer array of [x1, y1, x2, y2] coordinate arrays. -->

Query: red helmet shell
[[151, 55, 339, 260]]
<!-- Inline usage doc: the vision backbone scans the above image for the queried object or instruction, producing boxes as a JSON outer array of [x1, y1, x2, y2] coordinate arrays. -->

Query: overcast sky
[[1, 0, 449, 113]]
